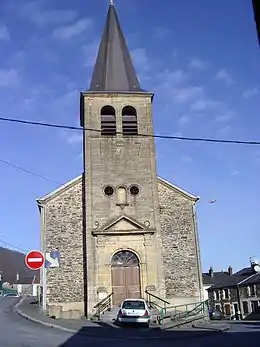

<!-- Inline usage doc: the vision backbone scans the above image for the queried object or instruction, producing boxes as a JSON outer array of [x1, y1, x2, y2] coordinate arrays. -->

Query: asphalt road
[[1, 297, 260, 346]]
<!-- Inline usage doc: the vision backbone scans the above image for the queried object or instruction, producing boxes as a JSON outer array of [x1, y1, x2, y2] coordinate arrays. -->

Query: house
[[37, 1, 204, 319], [203, 258, 260, 318]]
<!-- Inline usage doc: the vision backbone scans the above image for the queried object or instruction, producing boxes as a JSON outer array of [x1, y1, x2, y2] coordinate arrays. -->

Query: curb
[[13, 299, 225, 341]]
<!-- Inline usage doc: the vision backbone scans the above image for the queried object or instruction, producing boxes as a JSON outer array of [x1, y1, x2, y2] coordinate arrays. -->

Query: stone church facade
[[37, 2, 203, 318]]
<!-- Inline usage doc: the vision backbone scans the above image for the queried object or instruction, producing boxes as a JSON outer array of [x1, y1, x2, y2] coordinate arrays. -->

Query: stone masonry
[[38, 175, 203, 317], [38, 178, 85, 317], [158, 179, 202, 305]]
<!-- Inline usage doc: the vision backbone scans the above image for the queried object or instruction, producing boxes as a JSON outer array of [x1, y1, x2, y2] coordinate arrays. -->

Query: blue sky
[[0, 0, 259, 273]]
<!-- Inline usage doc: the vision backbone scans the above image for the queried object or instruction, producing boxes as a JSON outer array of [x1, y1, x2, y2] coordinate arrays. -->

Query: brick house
[[203, 259, 260, 319]]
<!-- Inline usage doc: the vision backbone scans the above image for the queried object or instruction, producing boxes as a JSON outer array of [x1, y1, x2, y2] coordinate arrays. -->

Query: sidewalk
[[14, 297, 230, 340]]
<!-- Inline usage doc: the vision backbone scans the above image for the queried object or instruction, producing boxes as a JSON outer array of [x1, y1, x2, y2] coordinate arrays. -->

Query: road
[[0, 297, 259, 346]]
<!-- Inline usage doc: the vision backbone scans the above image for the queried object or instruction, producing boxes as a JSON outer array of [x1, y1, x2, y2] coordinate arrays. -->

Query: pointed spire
[[88, 1, 144, 92]]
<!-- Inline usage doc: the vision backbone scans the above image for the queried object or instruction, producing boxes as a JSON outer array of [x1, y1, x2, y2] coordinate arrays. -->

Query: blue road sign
[[45, 251, 60, 268]]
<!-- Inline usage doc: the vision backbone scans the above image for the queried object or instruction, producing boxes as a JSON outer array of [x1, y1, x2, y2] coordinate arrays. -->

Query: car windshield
[[122, 300, 145, 309]]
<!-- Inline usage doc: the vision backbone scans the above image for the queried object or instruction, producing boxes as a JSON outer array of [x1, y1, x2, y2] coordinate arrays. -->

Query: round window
[[129, 185, 140, 196], [104, 186, 114, 196]]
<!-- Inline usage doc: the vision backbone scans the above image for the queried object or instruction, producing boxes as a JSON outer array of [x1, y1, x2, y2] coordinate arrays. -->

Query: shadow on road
[[57, 323, 260, 347]]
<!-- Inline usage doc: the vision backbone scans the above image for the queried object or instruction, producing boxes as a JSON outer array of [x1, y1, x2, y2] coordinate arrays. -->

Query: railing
[[92, 292, 114, 321], [158, 300, 207, 325], [145, 290, 170, 316]]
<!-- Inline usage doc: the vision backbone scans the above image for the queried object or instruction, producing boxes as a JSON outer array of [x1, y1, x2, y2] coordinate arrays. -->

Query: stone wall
[[42, 178, 84, 307], [158, 180, 202, 302]]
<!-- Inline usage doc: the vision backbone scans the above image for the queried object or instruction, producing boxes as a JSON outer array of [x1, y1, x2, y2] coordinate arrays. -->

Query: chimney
[[228, 266, 233, 276], [209, 267, 213, 277]]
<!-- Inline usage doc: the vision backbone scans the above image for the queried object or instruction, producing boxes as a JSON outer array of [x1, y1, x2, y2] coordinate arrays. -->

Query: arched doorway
[[111, 250, 141, 305]]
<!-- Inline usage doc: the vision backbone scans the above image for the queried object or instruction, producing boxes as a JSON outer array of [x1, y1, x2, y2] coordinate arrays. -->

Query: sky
[[0, 0, 259, 273]]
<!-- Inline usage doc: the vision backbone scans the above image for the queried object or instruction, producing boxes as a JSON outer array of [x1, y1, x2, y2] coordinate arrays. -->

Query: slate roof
[[203, 265, 260, 290], [0, 247, 40, 284], [241, 273, 260, 285], [203, 272, 247, 289], [88, 2, 145, 93]]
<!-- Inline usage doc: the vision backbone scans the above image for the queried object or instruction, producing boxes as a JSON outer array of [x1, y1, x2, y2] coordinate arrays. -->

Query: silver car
[[117, 298, 150, 326]]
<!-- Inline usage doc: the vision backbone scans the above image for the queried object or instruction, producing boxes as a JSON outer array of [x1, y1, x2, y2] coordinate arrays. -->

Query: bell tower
[[80, 1, 165, 315]]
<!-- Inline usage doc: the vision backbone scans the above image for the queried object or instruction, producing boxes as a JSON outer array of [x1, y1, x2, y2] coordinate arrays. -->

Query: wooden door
[[111, 267, 126, 305], [125, 266, 141, 299], [111, 250, 141, 305]]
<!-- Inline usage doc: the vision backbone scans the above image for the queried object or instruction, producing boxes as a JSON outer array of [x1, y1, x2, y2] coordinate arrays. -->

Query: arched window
[[122, 106, 138, 136], [111, 250, 139, 267], [101, 105, 116, 136]]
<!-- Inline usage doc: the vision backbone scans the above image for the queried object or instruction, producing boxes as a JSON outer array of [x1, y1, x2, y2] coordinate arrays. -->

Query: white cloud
[[83, 40, 99, 68], [18, 1, 78, 25], [190, 99, 221, 112], [172, 86, 204, 103], [182, 155, 193, 163], [153, 27, 170, 40], [66, 132, 83, 145], [52, 18, 93, 40], [215, 69, 235, 86], [243, 87, 258, 99], [155, 69, 188, 94], [0, 69, 20, 87], [188, 58, 208, 70], [216, 125, 232, 135], [230, 170, 240, 176], [178, 116, 189, 125], [131, 48, 150, 70], [215, 111, 234, 122], [0, 23, 10, 41]]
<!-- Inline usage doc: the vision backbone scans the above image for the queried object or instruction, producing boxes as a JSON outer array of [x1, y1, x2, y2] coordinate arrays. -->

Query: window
[[104, 186, 115, 196], [223, 289, 230, 300], [248, 284, 256, 297], [251, 301, 259, 313], [101, 106, 116, 136], [122, 106, 138, 135], [224, 303, 231, 316], [129, 185, 140, 196], [215, 304, 221, 312], [242, 301, 249, 314], [122, 300, 145, 310], [214, 290, 220, 301]]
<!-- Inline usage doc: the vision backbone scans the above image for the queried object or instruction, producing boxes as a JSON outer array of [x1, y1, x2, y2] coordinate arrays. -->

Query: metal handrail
[[158, 300, 207, 324], [145, 290, 170, 320], [145, 290, 170, 305], [93, 292, 114, 320]]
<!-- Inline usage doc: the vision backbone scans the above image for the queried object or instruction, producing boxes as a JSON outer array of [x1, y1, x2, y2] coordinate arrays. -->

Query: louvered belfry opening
[[101, 105, 117, 136], [122, 106, 138, 136]]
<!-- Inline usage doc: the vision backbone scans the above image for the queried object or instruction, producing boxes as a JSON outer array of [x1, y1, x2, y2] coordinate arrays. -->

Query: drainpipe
[[237, 284, 242, 320], [192, 202, 203, 302]]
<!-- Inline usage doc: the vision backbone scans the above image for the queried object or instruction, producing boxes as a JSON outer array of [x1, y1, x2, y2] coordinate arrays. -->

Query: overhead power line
[[0, 116, 260, 146], [0, 238, 28, 254], [0, 158, 62, 185]]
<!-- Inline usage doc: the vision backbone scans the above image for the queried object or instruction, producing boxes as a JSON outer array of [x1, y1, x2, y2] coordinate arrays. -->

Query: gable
[[37, 174, 199, 204], [92, 215, 155, 236], [104, 217, 143, 231]]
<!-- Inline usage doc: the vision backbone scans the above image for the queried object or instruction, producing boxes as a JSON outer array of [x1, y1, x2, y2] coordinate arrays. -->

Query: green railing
[[158, 300, 207, 325]]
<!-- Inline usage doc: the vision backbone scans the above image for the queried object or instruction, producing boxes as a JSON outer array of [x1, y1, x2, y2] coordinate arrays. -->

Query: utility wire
[[0, 238, 28, 254], [0, 116, 260, 146], [0, 158, 62, 185]]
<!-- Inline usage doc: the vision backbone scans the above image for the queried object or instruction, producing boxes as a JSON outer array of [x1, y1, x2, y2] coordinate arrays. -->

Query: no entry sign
[[25, 250, 44, 270]]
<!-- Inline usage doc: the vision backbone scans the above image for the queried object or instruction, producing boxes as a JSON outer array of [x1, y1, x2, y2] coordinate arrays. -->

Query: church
[[37, 1, 203, 319]]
